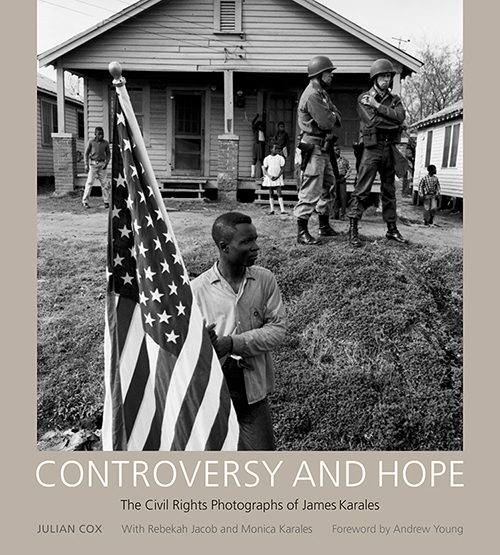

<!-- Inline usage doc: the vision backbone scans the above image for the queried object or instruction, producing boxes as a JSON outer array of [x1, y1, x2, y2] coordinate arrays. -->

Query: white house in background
[[412, 99, 463, 206]]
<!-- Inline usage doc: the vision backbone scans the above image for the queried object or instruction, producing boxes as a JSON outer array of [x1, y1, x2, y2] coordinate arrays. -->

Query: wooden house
[[412, 99, 463, 206], [37, 72, 85, 186], [38, 0, 421, 199]]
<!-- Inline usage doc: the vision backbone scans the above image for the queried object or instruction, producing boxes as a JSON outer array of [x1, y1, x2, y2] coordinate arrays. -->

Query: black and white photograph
[[36, 0, 463, 453]]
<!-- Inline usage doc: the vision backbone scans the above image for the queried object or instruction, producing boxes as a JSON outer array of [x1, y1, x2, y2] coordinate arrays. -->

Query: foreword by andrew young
[[36, 459, 464, 488]]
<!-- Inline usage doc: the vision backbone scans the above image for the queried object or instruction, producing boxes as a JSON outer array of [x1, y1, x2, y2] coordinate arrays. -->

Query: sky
[[37, 0, 463, 79]]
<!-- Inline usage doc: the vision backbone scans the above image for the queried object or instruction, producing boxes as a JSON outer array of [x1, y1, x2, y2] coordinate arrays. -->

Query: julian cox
[[37, 524, 102, 534]]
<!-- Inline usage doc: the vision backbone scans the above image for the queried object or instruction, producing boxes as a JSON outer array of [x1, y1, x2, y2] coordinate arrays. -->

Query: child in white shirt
[[262, 144, 287, 215]]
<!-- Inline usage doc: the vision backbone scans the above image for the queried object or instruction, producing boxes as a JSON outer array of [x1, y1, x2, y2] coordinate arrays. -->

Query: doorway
[[172, 92, 204, 175], [266, 94, 296, 177]]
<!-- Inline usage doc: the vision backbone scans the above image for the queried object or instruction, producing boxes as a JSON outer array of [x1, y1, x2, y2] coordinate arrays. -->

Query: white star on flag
[[165, 330, 180, 344]]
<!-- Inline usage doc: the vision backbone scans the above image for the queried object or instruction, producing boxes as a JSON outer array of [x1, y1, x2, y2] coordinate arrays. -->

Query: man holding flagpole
[[191, 212, 286, 451]]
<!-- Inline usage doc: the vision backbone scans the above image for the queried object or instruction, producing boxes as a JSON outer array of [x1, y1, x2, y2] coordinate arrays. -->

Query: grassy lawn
[[37, 193, 462, 451]]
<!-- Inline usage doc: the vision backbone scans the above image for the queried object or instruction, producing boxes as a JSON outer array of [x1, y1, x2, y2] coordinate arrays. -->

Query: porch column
[[56, 63, 66, 133], [217, 70, 240, 194], [392, 72, 401, 95], [224, 69, 234, 134], [53, 64, 77, 194]]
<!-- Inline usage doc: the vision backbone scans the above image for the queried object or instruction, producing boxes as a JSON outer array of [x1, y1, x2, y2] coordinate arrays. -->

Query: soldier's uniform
[[294, 56, 342, 244], [348, 59, 408, 247]]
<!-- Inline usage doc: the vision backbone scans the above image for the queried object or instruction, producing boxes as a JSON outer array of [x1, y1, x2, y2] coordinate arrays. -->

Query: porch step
[[255, 181, 298, 204], [159, 177, 208, 200]]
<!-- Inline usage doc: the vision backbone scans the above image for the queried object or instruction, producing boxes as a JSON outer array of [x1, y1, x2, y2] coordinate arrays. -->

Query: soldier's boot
[[318, 214, 338, 236], [349, 218, 363, 248], [386, 221, 408, 244], [297, 219, 320, 245]]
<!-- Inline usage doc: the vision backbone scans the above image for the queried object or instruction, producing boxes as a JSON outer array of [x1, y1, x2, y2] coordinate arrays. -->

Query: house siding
[[86, 78, 109, 140], [414, 118, 463, 198], [58, 0, 387, 74], [149, 84, 168, 174]]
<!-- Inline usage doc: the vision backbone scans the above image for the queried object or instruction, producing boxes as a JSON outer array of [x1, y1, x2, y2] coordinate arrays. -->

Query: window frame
[[449, 123, 460, 168], [41, 100, 58, 146], [442, 122, 461, 168], [109, 84, 150, 146], [77, 110, 85, 140], [424, 129, 433, 168]]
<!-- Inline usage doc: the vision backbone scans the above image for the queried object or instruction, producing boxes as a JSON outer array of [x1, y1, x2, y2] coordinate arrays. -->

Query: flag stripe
[[142, 349, 176, 450], [205, 382, 233, 450], [123, 338, 150, 441], [159, 314, 204, 450], [186, 339, 231, 450], [170, 331, 213, 450], [116, 295, 137, 356], [118, 302, 146, 400], [104, 294, 127, 450], [126, 335, 159, 450]]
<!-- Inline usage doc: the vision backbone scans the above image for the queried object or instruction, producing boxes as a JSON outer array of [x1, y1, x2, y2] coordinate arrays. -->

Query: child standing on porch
[[418, 164, 441, 226], [272, 121, 290, 159], [262, 143, 287, 215]]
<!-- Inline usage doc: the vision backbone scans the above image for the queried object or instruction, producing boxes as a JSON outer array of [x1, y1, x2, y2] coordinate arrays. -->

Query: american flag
[[102, 88, 238, 450]]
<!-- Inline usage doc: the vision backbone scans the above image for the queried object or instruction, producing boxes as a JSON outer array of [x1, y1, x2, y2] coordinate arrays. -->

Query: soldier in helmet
[[347, 58, 408, 247], [294, 55, 342, 245]]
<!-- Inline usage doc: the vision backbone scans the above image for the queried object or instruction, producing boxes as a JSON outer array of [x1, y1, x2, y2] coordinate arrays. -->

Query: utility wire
[[40, 0, 242, 56]]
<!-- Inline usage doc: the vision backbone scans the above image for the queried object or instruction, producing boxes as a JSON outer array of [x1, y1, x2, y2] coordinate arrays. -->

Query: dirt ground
[[37, 190, 463, 252]]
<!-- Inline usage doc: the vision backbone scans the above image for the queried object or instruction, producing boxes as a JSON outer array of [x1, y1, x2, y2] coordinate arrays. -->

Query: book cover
[[3, 1, 495, 554]]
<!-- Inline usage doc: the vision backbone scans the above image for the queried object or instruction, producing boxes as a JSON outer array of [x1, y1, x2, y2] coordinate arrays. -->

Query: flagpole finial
[[109, 61, 126, 87]]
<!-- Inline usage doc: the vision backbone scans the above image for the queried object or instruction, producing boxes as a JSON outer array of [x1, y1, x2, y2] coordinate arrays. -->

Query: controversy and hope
[[35, 459, 464, 488]]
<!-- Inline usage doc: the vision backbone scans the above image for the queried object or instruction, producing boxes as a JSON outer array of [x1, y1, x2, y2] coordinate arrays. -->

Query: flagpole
[[106, 62, 239, 451], [108, 62, 156, 190], [108, 62, 186, 269]]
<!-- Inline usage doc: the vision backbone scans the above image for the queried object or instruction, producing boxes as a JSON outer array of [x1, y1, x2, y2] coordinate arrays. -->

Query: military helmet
[[307, 55, 336, 78], [369, 58, 396, 80]]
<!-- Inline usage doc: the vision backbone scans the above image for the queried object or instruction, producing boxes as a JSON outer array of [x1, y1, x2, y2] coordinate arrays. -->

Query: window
[[424, 130, 433, 167], [109, 85, 150, 145], [449, 123, 460, 167], [77, 111, 85, 139], [128, 88, 145, 134], [214, 0, 242, 33], [41, 100, 58, 146], [442, 123, 460, 168], [335, 91, 362, 147]]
